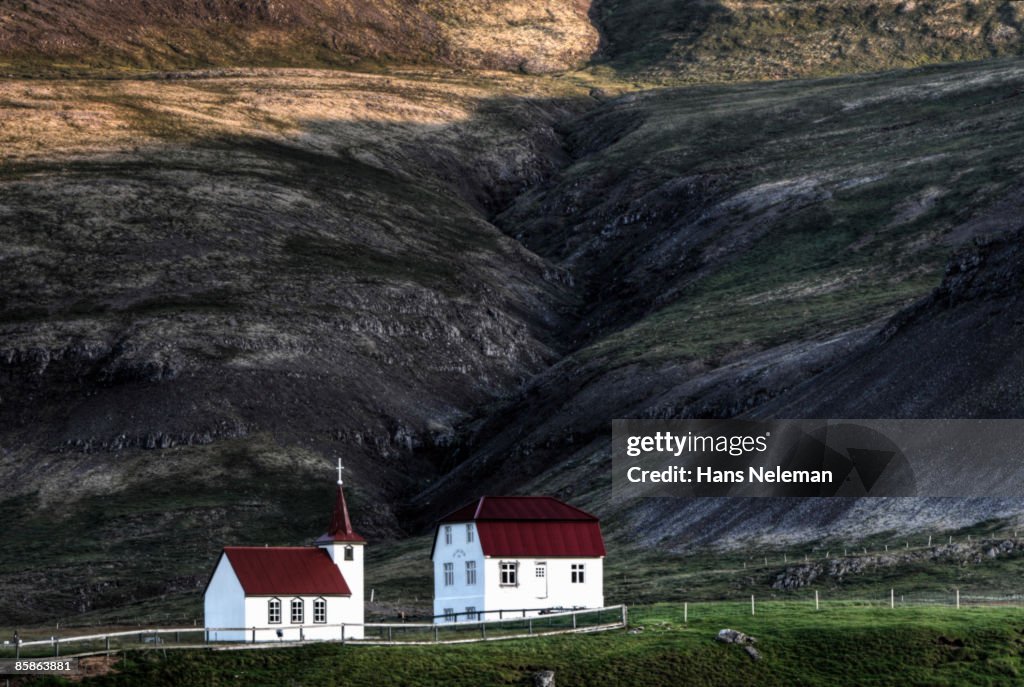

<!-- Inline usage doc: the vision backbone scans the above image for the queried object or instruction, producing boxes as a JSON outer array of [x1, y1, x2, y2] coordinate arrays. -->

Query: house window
[[344, 546, 354, 561], [466, 523, 475, 543], [571, 563, 586, 584], [535, 565, 546, 578], [465, 560, 477, 586], [500, 561, 518, 586], [290, 598, 304, 624], [443, 608, 455, 622], [268, 598, 281, 624], [443, 562, 455, 586], [444, 525, 453, 545], [313, 598, 327, 624], [465, 606, 478, 621]]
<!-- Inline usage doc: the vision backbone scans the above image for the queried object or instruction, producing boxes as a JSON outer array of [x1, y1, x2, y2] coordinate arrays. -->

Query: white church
[[431, 496, 605, 622], [204, 461, 366, 641]]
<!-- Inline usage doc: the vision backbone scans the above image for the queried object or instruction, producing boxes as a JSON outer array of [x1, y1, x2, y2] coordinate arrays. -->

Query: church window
[[344, 545, 354, 561], [571, 563, 586, 584], [313, 598, 327, 624], [268, 598, 281, 624]]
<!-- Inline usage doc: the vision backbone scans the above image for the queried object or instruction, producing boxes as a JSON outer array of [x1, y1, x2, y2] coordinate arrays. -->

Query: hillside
[[593, 0, 1024, 83], [0, 0, 597, 73], [3, 0, 1024, 628], [413, 58, 1024, 542], [0, 70, 593, 623]]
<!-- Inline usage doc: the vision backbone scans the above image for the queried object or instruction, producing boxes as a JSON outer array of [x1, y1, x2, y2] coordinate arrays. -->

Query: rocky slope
[[0, 70, 592, 622], [593, 0, 1024, 83], [412, 58, 1024, 546], [0, 0, 598, 73], [4, 51, 1024, 625]]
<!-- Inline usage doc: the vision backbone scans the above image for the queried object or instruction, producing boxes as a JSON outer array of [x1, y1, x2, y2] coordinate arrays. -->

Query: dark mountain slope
[[0, 72, 590, 622], [591, 0, 1024, 83], [759, 227, 1024, 419], [413, 59, 1024, 541]]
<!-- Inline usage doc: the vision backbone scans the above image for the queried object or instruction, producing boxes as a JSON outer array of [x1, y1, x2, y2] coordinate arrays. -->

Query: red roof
[[433, 496, 606, 558], [316, 484, 365, 544], [221, 547, 351, 596]]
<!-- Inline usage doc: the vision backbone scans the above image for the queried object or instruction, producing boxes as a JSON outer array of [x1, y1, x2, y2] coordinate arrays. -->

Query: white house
[[204, 461, 366, 641], [431, 496, 605, 623]]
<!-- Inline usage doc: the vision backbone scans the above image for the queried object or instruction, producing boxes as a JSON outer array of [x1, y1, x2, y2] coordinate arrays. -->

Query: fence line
[[1, 605, 627, 659]]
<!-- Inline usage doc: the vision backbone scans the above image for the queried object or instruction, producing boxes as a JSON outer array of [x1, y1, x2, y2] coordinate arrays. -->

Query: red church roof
[[221, 547, 352, 596], [315, 483, 365, 544], [433, 496, 606, 558]]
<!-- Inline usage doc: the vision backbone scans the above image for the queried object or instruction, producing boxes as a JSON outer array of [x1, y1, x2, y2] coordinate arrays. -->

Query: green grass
[[25, 603, 1024, 686]]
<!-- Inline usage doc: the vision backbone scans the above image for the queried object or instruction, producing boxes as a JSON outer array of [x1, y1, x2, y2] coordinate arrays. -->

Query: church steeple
[[315, 456, 365, 634], [317, 458, 365, 544]]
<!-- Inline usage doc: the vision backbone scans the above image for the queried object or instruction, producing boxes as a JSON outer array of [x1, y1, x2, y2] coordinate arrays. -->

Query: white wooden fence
[[3, 605, 628, 658]]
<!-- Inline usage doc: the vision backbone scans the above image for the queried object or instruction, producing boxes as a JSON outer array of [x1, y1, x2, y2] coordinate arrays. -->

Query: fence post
[[622, 605, 628, 628], [251, 627, 256, 643], [529, 618, 533, 635], [55, 638, 59, 657], [815, 590, 819, 611], [572, 612, 577, 629], [433, 626, 438, 642], [342, 623, 346, 644], [928, 535, 932, 547], [751, 595, 755, 616], [105, 636, 110, 657], [684, 602, 688, 624], [890, 589, 895, 609], [388, 625, 392, 642], [480, 623, 485, 639], [956, 589, 960, 609]]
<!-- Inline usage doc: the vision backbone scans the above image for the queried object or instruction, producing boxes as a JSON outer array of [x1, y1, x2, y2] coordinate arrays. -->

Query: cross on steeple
[[336, 457, 344, 486]]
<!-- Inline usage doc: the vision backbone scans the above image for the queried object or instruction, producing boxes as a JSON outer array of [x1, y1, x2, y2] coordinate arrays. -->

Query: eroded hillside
[[414, 58, 1024, 545], [0, 0, 598, 73], [0, 70, 593, 622], [593, 0, 1024, 82]]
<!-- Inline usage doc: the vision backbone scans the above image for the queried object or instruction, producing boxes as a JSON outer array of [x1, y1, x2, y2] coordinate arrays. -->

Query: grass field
[[19, 602, 1024, 686]]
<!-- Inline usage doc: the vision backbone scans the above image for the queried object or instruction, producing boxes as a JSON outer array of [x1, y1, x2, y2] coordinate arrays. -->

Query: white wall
[[241, 595, 359, 641], [480, 557, 604, 617], [204, 555, 246, 642], [431, 522, 605, 621], [432, 522, 485, 621], [321, 541, 365, 638]]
